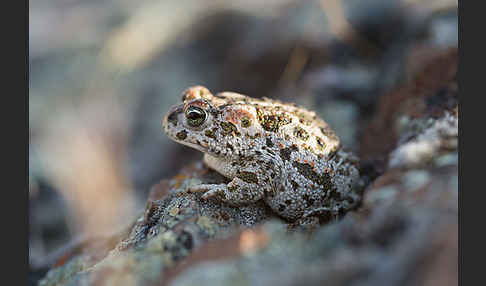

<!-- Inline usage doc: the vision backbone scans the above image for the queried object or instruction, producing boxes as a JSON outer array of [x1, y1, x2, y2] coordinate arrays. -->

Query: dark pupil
[[186, 107, 206, 126]]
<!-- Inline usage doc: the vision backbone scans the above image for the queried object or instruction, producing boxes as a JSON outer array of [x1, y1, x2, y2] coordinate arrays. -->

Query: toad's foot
[[188, 183, 227, 199], [188, 177, 264, 205]]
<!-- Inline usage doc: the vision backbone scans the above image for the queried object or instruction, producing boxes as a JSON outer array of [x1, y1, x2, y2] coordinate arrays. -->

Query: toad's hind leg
[[188, 177, 264, 205]]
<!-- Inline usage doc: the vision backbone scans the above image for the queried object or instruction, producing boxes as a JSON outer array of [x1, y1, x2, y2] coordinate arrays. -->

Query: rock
[[359, 48, 457, 169], [39, 163, 275, 286]]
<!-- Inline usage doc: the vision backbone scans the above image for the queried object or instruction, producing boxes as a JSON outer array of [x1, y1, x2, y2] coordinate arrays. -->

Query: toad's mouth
[[173, 137, 208, 153]]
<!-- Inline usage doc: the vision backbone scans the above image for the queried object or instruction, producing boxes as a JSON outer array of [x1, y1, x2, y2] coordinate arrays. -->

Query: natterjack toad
[[162, 86, 362, 221]]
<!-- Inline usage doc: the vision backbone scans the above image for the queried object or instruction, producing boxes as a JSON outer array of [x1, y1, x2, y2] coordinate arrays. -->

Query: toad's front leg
[[189, 176, 265, 205]]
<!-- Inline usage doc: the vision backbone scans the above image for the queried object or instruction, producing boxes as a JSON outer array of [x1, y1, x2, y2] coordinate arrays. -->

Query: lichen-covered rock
[[388, 111, 457, 169], [39, 163, 275, 286]]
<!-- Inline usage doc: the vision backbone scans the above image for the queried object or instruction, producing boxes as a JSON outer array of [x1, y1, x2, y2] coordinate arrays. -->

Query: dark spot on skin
[[241, 116, 252, 128], [205, 129, 217, 139], [226, 143, 234, 151], [255, 150, 262, 155], [266, 137, 274, 148], [278, 204, 286, 212], [176, 130, 187, 140], [220, 121, 240, 136], [302, 194, 315, 206], [316, 137, 326, 150], [293, 161, 334, 189], [294, 126, 309, 141], [237, 171, 259, 184], [280, 149, 291, 161], [231, 161, 239, 166], [285, 200, 292, 205], [279, 145, 298, 161], [299, 118, 312, 125], [290, 180, 299, 190]]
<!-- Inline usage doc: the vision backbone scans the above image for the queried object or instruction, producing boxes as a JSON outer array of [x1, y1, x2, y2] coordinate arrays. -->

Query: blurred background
[[29, 0, 457, 283]]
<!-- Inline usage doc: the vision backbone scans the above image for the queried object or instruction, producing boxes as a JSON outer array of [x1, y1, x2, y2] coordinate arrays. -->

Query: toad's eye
[[185, 106, 207, 127]]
